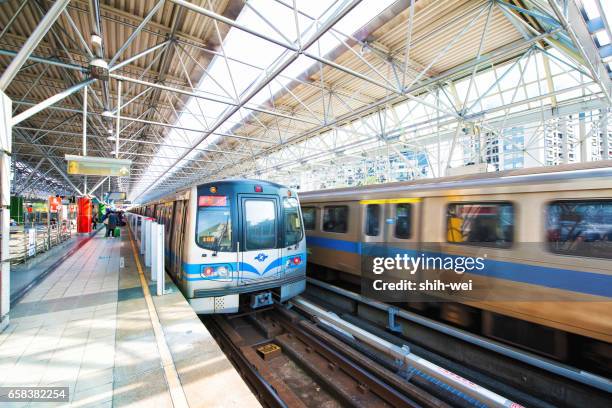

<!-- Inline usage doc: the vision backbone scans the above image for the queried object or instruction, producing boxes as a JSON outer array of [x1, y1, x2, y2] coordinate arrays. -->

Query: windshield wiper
[[211, 216, 229, 254]]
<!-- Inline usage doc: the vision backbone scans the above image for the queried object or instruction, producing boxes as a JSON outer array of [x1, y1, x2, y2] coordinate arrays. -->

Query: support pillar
[[0, 90, 11, 330], [77, 197, 92, 233]]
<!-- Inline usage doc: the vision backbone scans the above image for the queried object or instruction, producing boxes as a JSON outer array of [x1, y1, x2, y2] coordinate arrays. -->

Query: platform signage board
[[27, 228, 36, 256], [108, 192, 127, 200], [48, 196, 61, 212], [65, 155, 131, 176]]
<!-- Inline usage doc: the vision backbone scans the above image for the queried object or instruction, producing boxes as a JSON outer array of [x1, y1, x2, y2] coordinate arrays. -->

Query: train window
[[284, 197, 303, 246], [323, 206, 348, 233], [546, 200, 612, 259], [446, 202, 514, 247], [365, 204, 380, 236], [302, 207, 316, 230], [196, 196, 232, 251], [394, 204, 412, 239], [244, 199, 277, 250]]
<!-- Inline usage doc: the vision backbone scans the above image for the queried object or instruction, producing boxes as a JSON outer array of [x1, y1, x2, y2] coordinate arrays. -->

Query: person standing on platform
[[92, 212, 98, 230], [103, 210, 119, 238]]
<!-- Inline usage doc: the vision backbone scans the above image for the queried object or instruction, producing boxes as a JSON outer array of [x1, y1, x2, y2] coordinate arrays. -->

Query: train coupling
[[250, 291, 274, 309]]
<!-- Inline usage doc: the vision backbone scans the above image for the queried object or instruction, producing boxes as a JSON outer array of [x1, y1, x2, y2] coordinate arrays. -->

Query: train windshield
[[244, 199, 277, 250], [196, 196, 232, 251], [284, 197, 303, 246]]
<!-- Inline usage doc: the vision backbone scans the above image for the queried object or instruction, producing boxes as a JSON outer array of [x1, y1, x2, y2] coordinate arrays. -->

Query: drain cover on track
[[257, 343, 281, 360]]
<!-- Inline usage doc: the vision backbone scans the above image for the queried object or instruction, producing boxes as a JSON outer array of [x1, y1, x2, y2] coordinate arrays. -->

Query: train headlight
[[201, 264, 231, 278], [216, 266, 229, 277], [286, 256, 301, 267]]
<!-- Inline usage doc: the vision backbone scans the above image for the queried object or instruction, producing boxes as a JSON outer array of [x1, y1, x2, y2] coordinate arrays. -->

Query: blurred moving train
[[300, 161, 612, 374], [133, 180, 306, 313]]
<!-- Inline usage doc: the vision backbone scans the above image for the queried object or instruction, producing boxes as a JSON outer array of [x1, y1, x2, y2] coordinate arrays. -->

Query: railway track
[[302, 278, 612, 408], [202, 300, 528, 408]]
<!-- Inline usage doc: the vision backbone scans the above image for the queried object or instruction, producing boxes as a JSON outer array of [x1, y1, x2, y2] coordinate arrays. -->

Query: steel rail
[[204, 317, 288, 408], [292, 297, 523, 408], [274, 308, 438, 407], [307, 277, 612, 394]]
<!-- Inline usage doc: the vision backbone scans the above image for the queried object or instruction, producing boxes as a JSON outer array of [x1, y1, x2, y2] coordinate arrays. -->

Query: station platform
[[0, 227, 261, 407], [10, 227, 102, 306]]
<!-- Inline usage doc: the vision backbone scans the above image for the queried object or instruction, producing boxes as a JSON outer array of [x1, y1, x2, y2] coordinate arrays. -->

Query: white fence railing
[[9, 223, 77, 265], [127, 213, 165, 296]]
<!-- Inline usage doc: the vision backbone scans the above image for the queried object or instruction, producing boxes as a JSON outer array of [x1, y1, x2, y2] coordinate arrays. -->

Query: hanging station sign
[[107, 192, 127, 201], [65, 155, 131, 177]]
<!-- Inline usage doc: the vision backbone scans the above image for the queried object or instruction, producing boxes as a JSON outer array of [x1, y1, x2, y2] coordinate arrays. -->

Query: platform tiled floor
[[10, 226, 103, 304], [0, 230, 260, 407]]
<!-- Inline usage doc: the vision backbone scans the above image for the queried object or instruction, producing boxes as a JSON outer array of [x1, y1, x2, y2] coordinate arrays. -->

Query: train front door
[[238, 195, 282, 285]]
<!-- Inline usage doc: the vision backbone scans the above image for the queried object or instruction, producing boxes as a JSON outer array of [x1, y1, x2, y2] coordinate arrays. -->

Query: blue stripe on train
[[180, 253, 306, 281], [307, 236, 362, 253], [306, 236, 612, 298]]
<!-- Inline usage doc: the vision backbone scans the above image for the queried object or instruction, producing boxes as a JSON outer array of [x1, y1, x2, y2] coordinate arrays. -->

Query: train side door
[[172, 200, 187, 280], [383, 200, 421, 245], [281, 196, 305, 277], [238, 195, 282, 285], [383, 199, 421, 278], [361, 202, 387, 264]]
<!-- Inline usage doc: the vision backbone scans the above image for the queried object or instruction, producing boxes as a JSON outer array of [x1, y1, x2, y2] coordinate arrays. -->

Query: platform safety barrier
[[128, 213, 165, 296]]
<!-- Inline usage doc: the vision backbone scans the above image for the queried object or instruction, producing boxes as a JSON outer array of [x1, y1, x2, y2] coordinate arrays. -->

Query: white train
[[134, 179, 306, 313]]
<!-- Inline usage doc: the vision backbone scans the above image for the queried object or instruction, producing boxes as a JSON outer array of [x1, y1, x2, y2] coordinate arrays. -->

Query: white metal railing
[[127, 213, 165, 296], [8, 223, 77, 265]]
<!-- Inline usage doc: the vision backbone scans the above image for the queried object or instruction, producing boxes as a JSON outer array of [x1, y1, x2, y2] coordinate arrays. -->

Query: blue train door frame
[[238, 194, 282, 285]]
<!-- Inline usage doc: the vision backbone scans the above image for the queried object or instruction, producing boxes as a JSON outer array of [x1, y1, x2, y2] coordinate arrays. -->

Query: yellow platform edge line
[[127, 225, 190, 408], [359, 198, 422, 204]]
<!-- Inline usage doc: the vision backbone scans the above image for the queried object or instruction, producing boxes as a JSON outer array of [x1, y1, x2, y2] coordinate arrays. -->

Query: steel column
[[82, 86, 88, 156], [115, 80, 122, 158], [0, 91, 12, 327]]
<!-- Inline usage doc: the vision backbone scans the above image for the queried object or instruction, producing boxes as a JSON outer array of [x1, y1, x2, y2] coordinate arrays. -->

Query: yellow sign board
[[65, 155, 131, 176]]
